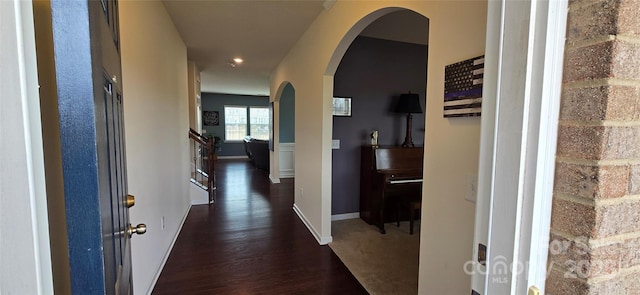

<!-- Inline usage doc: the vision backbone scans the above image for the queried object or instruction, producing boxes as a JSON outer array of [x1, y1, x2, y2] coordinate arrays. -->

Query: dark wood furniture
[[360, 146, 424, 234], [243, 136, 269, 170], [397, 200, 422, 234]]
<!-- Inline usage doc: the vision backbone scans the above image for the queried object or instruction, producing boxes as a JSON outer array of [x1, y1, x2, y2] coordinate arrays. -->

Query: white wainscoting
[[279, 142, 295, 178]]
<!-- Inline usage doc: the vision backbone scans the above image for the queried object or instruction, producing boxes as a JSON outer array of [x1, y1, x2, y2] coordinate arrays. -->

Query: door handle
[[127, 223, 147, 237], [126, 194, 135, 208]]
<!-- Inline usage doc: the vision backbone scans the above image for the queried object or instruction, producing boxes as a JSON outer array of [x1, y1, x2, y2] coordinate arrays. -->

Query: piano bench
[[397, 200, 422, 234]]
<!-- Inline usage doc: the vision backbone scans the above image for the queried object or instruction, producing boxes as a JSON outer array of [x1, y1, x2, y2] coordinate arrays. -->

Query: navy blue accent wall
[[279, 84, 295, 143], [332, 36, 427, 215], [201, 93, 269, 157]]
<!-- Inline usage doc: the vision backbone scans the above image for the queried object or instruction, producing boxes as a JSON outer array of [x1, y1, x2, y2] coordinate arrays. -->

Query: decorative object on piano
[[203, 110, 219, 126], [394, 92, 423, 148], [371, 130, 379, 146], [444, 55, 484, 117], [332, 96, 352, 117]]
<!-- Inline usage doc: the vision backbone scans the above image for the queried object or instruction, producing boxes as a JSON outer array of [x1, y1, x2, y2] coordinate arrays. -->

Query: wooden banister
[[188, 128, 208, 145], [206, 137, 215, 203], [188, 128, 216, 204]]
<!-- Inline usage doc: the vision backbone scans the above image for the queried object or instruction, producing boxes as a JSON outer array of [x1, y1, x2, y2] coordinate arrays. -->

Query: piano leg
[[378, 204, 386, 234], [376, 220, 385, 234]]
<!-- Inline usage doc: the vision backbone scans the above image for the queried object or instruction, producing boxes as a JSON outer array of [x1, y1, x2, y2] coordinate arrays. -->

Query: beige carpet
[[329, 218, 420, 295]]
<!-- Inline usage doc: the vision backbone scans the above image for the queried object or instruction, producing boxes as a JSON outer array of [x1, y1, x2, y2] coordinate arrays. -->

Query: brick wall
[[546, 0, 640, 294]]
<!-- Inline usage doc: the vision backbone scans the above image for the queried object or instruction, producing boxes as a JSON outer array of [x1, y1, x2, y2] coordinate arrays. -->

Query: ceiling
[[163, 1, 428, 96]]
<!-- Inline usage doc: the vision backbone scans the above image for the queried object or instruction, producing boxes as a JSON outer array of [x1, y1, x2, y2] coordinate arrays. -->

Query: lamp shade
[[395, 93, 423, 114]]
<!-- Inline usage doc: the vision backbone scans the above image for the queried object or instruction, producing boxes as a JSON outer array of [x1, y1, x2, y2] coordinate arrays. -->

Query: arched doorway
[[329, 10, 429, 220], [328, 10, 429, 294], [270, 81, 296, 183], [270, 2, 487, 293]]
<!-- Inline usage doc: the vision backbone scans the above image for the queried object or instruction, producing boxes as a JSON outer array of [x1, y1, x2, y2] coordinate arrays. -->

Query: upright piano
[[360, 146, 424, 233]]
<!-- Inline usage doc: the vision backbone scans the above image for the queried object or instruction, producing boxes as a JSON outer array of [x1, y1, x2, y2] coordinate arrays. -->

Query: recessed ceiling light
[[233, 57, 244, 64]]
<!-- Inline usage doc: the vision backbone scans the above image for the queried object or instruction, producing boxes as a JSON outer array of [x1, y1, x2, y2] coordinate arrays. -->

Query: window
[[224, 106, 247, 141], [249, 107, 269, 140], [224, 106, 269, 141]]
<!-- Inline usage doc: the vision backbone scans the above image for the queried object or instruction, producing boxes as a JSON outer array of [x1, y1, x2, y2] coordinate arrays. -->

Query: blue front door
[[50, 0, 142, 293]]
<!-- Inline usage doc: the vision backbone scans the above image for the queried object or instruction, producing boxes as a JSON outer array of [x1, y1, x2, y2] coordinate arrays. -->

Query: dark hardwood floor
[[152, 159, 367, 294]]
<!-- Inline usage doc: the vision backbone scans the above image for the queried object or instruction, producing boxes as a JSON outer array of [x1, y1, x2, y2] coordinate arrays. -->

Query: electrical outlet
[[300, 187, 304, 197], [161, 216, 165, 230]]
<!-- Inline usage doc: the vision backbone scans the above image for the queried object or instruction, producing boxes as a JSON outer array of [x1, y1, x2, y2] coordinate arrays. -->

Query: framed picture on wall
[[333, 97, 352, 117], [203, 111, 219, 126]]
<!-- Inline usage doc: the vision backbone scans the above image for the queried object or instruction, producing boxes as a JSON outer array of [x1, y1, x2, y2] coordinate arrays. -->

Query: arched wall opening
[[329, 10, 429, 220], [270, 82, 296, 183], [328, 10, 430, 293], [269, 81, 295, 183], [269, 2, 486, 293]]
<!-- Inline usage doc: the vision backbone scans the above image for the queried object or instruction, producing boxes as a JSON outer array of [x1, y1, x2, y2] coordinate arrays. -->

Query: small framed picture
[[332, 97, 352, 117]]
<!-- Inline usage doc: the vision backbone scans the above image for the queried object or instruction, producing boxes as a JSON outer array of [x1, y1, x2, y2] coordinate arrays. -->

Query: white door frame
[[1, 0, 54, 293], [471, 0, 568, 294]]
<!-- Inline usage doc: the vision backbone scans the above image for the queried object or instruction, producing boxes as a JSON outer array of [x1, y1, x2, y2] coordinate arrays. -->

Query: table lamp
[[395, 92, 423, 147]]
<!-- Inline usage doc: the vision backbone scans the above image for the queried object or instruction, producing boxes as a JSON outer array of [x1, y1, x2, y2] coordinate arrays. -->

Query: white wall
[[271, 1, 486, 293], [120, 2, 191, 294], [187, 61, 202, 132]]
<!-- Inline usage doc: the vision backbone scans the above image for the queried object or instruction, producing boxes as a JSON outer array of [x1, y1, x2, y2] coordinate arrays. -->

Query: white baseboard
[[331, 212, 360, 221], [293, 204, 332, 245], [279, 170, 294, 178], [269, 174, 281, 184], [217, 155, 249, 159], [146, 203, 191, 295]]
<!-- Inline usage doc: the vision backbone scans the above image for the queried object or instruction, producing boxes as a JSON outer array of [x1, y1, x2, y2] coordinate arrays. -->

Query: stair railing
[[188, 128, 215, 203]]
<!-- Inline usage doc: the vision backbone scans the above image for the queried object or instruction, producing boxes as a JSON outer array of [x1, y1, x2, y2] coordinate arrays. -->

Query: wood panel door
[[50, 0, 144, 293]]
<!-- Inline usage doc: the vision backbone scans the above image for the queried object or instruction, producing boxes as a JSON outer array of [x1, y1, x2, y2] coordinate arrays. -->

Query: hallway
[[152, 159, 366, 294]]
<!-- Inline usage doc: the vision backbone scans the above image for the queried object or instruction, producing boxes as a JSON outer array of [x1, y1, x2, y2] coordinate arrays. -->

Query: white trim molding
[[269, 174, 280, 184], [293, 204, 333, 245], [146, 204, 191, 295], [217, 155, 249, 160], [473, 0, 567, 294], [1, 1, 54, 293], [331, 212, 359, 221], [279, 142, 295, 178]]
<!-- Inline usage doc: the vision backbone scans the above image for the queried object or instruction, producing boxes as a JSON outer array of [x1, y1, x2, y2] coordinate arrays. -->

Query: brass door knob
[[127, 223, 147, 237], [125, 194, 135, 208]]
